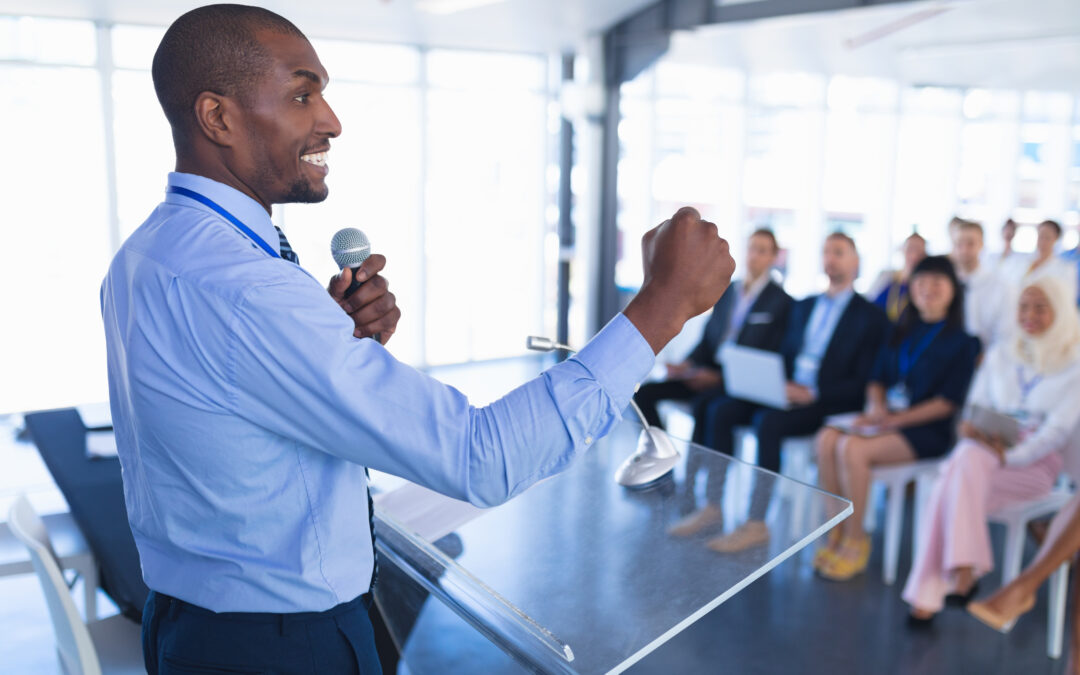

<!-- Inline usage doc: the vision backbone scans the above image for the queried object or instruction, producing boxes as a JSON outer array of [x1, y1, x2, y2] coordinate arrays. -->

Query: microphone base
[[615, 427, 681, 489]]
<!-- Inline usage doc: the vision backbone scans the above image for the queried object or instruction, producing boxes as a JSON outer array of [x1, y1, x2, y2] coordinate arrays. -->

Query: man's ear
[[192, 91, 237, 147]]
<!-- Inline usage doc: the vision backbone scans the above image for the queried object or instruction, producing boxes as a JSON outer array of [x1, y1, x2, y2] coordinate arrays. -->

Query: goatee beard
[[282, 177, 328, 204]]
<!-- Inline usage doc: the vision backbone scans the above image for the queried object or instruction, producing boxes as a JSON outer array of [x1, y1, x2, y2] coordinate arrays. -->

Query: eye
[[293, 93, 310, 104]]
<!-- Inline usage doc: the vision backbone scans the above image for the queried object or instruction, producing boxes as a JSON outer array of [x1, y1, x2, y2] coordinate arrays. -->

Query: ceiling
[[667, 0, 1080, 91], [0, 0, 657, 53], [3, 0, 1077, 90]]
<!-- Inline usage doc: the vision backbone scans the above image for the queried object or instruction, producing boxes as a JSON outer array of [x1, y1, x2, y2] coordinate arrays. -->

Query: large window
[[1, 16, 558, 414], [0, 18, 110, 414], [617, 60, 1080, 300]]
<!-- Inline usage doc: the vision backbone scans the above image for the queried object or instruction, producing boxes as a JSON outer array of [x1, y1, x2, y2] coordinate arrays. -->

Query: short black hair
[[891, 255, 964, 345], [1039, 219, 1063, 237], [152, 4, 307, 147], [750, 228, 780, 253]]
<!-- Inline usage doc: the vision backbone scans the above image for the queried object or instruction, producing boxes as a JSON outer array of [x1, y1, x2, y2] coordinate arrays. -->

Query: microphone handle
[[342, 269, 382, 344], [343, 274, 365, 299]]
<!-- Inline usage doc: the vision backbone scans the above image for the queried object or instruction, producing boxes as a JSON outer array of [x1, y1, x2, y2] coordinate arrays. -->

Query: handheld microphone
[[330, 228, 372, 299]]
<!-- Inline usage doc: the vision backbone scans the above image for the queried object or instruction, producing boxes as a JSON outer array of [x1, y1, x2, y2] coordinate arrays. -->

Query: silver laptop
[[719, 344, 792, 410]]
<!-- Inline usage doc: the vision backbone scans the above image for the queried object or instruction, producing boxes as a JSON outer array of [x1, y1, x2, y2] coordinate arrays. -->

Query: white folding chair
[[867, 459, 943, 585], [8, 495, 144, 675], [988, 487, 1074, 660], [0, 510, 98, 621]]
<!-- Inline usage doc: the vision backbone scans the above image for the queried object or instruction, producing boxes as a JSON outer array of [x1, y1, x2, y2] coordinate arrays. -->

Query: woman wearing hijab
[[815, 256, 980, 581], [903, 276, 1080, 624]]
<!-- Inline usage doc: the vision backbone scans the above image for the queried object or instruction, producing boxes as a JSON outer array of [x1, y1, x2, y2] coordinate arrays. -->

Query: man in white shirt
[[1003, 219, 1078, 306], [951, 219, 1005, 350]]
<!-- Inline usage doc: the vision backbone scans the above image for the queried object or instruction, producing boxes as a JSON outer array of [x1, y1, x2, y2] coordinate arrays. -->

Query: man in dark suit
[[672, 232, 888, 550], [634, 229, 792, 431]]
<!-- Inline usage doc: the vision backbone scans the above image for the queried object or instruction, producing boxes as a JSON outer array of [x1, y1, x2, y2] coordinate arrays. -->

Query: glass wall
[[0, 15, 558, 414], [0, 17, 110, 414], [618, 61, 1080, 298]]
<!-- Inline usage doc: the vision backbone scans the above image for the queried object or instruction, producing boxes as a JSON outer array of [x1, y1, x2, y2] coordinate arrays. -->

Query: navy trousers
[[142, 591, 383, 674]]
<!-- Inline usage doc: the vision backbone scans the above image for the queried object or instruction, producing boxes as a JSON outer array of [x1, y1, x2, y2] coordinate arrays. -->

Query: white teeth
[[301, 151, 328, 167]]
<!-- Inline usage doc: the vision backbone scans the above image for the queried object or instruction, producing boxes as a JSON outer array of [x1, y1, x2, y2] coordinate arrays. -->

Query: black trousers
[[142, 591, 383, 674], [698, 397, 829, 521]]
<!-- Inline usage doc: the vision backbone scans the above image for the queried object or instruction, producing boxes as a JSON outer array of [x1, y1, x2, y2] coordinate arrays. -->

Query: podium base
[[614, 427, 680, 488]]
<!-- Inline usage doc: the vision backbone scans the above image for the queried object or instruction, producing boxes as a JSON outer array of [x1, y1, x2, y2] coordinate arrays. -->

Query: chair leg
[[864, 482, 880, 534], [883, 481, 904, 586], [1048, 563, 1069, 659], [1001, 521, 1026, 585], [910, 473, 935, 561], [82, 562, 98, 622]]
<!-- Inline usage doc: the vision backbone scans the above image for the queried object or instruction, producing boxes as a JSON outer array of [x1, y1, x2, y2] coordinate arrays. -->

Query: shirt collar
[[823, 286, 854, 304], [741, 273, 770, 300], [164, 172, 281, 258]]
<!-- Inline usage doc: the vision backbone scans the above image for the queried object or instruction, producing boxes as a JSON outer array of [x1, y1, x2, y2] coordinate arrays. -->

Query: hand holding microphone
[[327, 228, 401, 344]]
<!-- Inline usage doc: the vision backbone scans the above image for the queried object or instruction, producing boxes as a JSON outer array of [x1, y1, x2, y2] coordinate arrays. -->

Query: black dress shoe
[[945, 581, 980, 607]]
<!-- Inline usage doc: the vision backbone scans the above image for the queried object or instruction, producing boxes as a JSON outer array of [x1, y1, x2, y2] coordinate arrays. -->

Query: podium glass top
[[372, 421, 851, 674]]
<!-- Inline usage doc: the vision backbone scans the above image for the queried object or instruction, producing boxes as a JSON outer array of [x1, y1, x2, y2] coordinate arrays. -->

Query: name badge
[[887, 384, 910, 411], [794, 354, 821, 386], [747, 312, 773, 325]]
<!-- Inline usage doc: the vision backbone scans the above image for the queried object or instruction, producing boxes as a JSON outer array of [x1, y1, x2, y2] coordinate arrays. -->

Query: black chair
[[24, 409, 148, 621]]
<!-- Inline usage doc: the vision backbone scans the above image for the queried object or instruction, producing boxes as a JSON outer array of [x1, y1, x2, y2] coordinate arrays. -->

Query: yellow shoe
[[818, 536, 870, 581], [813, 530, 842, 571]]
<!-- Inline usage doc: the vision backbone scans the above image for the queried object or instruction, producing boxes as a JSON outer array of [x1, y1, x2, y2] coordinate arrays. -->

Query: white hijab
[[1010, 276, 1080, 375]]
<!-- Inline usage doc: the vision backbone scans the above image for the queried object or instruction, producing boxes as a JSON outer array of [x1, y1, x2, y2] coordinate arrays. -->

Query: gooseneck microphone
[[330, 228, 372, 299]]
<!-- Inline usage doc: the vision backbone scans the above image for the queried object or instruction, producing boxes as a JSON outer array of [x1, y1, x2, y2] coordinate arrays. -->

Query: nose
[[319, 98, 342, 138]]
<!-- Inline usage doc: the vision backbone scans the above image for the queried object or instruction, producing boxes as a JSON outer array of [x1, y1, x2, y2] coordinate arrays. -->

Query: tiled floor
[[0, 357, 1073, 674]]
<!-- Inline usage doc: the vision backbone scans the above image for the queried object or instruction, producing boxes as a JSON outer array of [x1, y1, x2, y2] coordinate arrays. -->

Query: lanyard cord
[[167, 185, 280, 259]]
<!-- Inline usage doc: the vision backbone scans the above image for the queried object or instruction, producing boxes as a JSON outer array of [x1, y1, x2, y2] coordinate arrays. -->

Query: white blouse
[[965, 343, 1080, 479]]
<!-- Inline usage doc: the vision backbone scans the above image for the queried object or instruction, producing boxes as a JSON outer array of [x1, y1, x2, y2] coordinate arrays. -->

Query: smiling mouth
[[301, 150, 328, 167]]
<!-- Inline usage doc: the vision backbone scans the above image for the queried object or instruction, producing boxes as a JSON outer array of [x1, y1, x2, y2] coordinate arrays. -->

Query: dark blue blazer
[[689, 279, 792, 369], [780, 293, 889, 413], [870, 322, 981, 409]]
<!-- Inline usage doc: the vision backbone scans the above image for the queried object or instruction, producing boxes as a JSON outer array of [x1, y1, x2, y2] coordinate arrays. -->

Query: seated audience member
[[1005, 220, 1078, 303], [815, 256, 980, 581], [988, 218, 1018, 272], [635, 229, 792, 433], [871, 232, 927, 323], [903, 278, 1080, 624], [670, 233, 887, 550], [1059, 226, 1080, 307], [951, 218, 1006, 349], [968, 491, 1080, 662]]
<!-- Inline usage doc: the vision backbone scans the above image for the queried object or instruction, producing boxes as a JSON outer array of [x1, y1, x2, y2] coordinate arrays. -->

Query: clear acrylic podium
[[371, 421, 851, 674]]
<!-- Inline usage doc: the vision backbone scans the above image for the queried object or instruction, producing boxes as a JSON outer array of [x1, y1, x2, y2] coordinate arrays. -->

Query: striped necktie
[[274, 226, 300, 265], [276, 226, 378, 589]]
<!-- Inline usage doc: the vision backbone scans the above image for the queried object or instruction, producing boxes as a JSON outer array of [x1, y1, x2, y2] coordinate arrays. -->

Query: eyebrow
[[290, 69, 325, 86]]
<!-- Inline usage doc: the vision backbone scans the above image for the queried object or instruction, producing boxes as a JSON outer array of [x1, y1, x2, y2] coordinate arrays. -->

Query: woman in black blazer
[[814, 256, 980, 582]]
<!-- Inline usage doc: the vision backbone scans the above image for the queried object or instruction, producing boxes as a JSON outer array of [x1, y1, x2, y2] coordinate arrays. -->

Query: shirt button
[[585, 436, 594, 445]]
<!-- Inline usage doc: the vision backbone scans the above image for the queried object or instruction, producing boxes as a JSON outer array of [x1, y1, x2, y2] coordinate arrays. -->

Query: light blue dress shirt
[[792, 288, 855, 390], [100, 172, 655, 613]]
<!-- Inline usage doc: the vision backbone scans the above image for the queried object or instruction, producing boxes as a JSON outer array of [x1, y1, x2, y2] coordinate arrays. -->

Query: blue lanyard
[[167, 185, 280, 259], [898, 322, 944, 379], [1016, 366, 1043, 405]]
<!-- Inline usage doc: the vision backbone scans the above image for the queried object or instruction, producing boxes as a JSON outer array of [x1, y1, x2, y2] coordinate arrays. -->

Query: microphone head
[[330, 228, 371, 270]]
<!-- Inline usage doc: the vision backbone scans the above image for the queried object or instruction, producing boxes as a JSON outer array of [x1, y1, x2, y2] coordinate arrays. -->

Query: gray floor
[[388, 496, 1068, 675], [0, 357, 1072, 674]]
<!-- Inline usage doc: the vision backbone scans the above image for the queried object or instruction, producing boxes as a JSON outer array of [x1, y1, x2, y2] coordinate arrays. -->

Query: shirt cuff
[[572, 313, 656, 411]]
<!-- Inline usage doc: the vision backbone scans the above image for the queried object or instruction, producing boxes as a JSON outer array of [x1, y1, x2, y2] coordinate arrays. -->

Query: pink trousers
[[901, 439, 1063, 612]]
